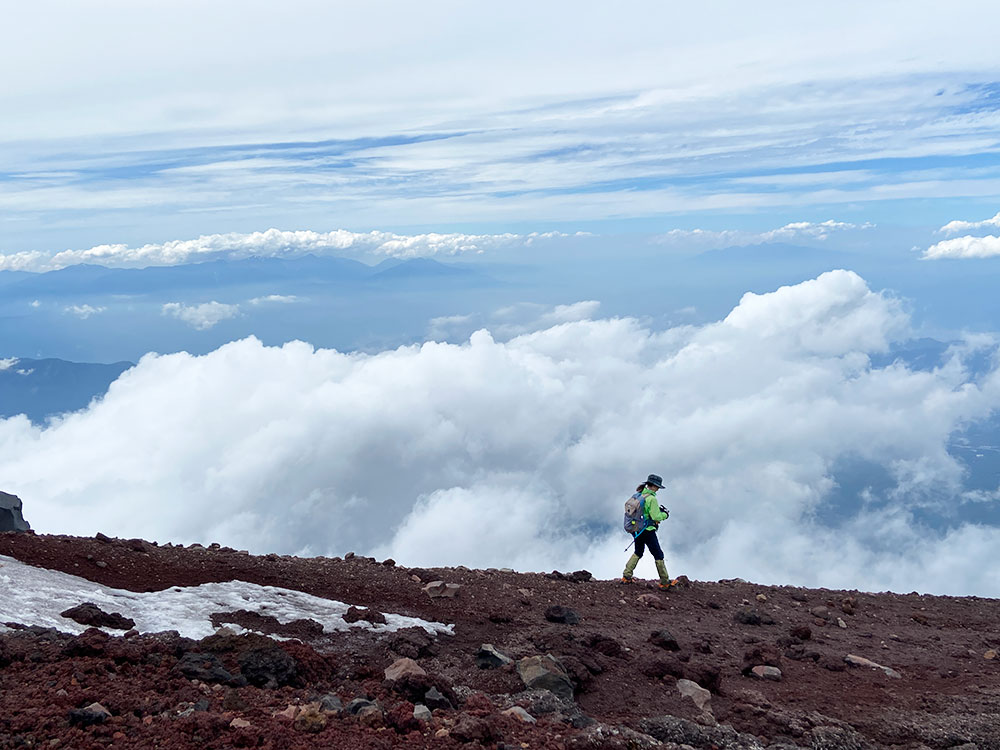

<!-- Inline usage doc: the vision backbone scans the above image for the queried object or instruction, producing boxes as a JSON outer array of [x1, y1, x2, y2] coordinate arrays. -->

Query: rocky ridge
[[2, 531, 1000, 749]]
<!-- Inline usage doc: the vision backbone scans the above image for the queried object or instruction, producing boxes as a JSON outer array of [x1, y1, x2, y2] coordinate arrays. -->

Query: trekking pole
[[623, 532, 639, 552]]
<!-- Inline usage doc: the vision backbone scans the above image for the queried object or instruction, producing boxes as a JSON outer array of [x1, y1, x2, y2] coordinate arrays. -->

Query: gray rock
[[649, 629, 681, 651], [640, 714, 766, 749], [676, 678, 712, 711], [502, 706, 537, 723], [384, 657, 426, 682], [733, 608, 775, 626], [0, 491, 30, 532], [566, 722, 663, 749], [423, 686, 453, 710], [750, 665, 783, 681], [517, 655, 575, 702], [506, 688, 575, 717], [844, 654, 902, 679], [173, 652, 244, 686], [810, 606, 832, 620], [345, 698, 376, 715], [477, 643, 514, 669], [412, 704, 432, 722], [319, 694, 343, 714], [810, 725, 878, 749], [544, 605, 580, 625], [422, 581, 461, 598]]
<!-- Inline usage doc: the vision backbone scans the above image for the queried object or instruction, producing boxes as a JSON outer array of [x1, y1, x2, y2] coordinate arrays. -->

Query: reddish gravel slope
[[2, 531, 1000, 749]]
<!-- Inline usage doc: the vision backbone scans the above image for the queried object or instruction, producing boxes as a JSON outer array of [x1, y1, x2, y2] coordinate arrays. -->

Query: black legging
[[633, 528, 664, 561]]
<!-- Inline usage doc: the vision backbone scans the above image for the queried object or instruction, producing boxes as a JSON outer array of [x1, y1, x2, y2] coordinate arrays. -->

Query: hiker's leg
[[623, 531, 647, 580], [623, 553, 640, 579], [634, 531, 648, 559], [647, 531, 664, 561], [654, 559, 670, 585], [648, 532, 670, 585]]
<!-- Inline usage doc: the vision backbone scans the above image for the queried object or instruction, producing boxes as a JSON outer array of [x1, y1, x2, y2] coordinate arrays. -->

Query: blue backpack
[[623, 492, 646, 537]]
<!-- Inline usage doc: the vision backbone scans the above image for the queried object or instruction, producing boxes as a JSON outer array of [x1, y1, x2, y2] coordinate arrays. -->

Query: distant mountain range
[[0, 255, 484, 300], [0, 357, 133, 423]]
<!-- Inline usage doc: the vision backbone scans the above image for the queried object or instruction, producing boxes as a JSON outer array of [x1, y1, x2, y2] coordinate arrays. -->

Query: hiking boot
[[658, 578, 680, 591], [620, 576, 635, 584]]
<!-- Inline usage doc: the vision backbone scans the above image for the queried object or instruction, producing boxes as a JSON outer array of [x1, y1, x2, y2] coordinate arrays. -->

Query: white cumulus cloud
[[2, 270, 1000, 596], [656, 219, 874, 251], [63, 304, 107, 319], [249, 294, 300, 305], [939, 211, 1000, 235], [1, 228, 573, 272], [923, 235, 1000, 260], [162, 301, 241, 330]]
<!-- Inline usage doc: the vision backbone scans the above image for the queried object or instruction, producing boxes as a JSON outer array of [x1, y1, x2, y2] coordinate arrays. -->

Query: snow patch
[[0, 554, 452, 640]]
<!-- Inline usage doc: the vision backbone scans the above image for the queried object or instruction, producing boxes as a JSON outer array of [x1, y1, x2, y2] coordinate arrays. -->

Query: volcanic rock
[[423, 580, 461, 598], [423, 686, 454, 710], [413, 703, 432, 722], [477, 643, 514, 669], [844, 653, 902, 679], [734, 607, 775, 626], [384, 656, 426, 682], [67, 702, 111, 727], [173, 652, 243, 686], [344, 605, 387, 624], [237, 645, 299, 687], [0, 491, 30, 532], [60, 602, 135, 630], [649, 628, 681, 651], [583, 632, 623, 657], [676, 678, 712, 711], [544, 604, 580, 624], [516, 654, 575, 701], [750, 665, 783, 681], [293, 704, 327, 733]]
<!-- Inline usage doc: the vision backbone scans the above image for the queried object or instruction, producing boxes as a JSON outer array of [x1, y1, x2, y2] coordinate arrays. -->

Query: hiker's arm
[[646, 495, 669, 522]]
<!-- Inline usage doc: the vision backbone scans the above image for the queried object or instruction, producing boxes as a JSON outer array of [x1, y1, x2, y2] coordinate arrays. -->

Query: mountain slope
[[0, 358, 133, 423], [2, 532, 999, 748]]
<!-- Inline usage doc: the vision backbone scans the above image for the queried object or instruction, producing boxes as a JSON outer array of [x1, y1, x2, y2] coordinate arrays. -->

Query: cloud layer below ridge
[[2, 270, 999, 595]]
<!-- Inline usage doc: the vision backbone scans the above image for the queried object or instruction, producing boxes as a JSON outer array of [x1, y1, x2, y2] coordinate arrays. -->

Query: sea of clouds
[[2, 270, 999, 596]]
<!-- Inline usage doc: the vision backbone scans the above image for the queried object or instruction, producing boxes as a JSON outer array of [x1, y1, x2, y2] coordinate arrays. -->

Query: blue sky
[[2, 2, 1000, 254]]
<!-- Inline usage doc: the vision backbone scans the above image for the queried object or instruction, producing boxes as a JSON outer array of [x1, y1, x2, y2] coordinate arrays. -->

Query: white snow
[[0, 554, 452, 640]]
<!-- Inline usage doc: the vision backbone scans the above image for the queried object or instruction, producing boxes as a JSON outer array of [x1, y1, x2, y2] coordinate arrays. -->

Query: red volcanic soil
[[3, 531, 1000, 749]]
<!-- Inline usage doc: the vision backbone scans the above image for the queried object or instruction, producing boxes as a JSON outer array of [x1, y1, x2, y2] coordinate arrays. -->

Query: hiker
[[621, 473, 676, 590]]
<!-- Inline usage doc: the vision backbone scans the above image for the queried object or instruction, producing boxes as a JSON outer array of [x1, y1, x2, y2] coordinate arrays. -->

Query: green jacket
[[642, 488, 668, 532]]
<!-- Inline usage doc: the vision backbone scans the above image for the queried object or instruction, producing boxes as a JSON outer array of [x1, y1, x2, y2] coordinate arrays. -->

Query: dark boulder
[[0, 491, 30, 532], [733, 608, 775, 626], [388, 627, 437, 658], [344, 606, 387, 625], [544, 605, 580, 625], [60, 603, 135, 631], [237, 645, 299, 688], [174, 651, 244, 686], [649, 629, 680, 651], [583, 633, 623, 658]]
